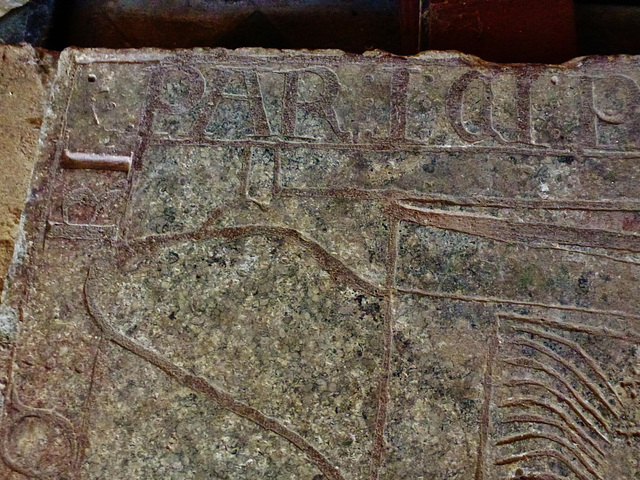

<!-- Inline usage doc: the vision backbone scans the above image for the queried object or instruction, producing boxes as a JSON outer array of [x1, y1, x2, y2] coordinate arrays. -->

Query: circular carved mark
[[0, 394, 79, 480], [157, 64, 206, 115]]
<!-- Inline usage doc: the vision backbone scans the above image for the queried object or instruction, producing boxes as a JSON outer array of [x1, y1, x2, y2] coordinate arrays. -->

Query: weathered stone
[[0, 0, 28, 18], [0, 0, 56, 46], [0, 45, 56, 296], [1, 48, 640, 480]]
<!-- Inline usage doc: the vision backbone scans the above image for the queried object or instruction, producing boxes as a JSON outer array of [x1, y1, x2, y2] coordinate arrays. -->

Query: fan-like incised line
[[503, 357, 611, 436], [508, 339, 618, 420], [502, 415, 604, 463], [512, 330, 622, 414], [84, 270, 344, 480], [516, 326, 623, 408], [495, 450, 593, 480], [499, 397, 608, 453], [504, 377, 610, 445], [496, 433, 603, 480]]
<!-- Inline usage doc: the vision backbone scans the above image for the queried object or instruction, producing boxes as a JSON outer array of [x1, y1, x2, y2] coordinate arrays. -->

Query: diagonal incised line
[[516, 326, 624, 409], [495, 432, 603, 480], [495, 449, 594, 480], [508, 337, 620, 419], [502, 357, 612, 437], [84, 268, 344, 480], [505, 377, 610, 444], [502, 414, 604, 463], [499, 395, 609, 452]]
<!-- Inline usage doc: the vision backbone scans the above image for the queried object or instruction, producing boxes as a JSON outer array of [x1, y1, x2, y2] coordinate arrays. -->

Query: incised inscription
[[1, 48, 639, 480]]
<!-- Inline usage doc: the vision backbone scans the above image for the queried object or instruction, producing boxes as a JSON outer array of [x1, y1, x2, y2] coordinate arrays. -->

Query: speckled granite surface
[[1, 48, 640, 480]]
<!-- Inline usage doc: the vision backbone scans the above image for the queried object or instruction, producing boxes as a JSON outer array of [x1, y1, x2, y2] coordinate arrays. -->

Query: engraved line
[[77, 336, 104, 473], [1, 389, 80, 478], [475, 318, 500, 480], [278, 187, 640, 212], [126, 223, 384, 297], [403, 229, 640, 268], [509, 338, 620, 418], [498, 313, 640, 344], [502, 415, 604, 461], [401, 195, 640, 212], [239, 146, 252, 197], [75, 56, 166, 65], [536, 244, 640, 267], [516, 326, 624, 408], [74, 51, 640, 77], [118, 62, 164, 240], [281, 193, 640, 264], [241, 146, 271, 211], [90, 104, 100, 125], [47, 222, 117, 241], [369, 295, 392, 480], [495, 433, 603, 480], [74, 53, 476, 67], [0, 312, 21, 477], [369, 215, 399, 480], [502, 240, 640, 268], [392, 204, 640, 253], [504, 380, 612, 448], [84, 271, 344, 480], [500, 397, 608, 454], [495, 450, 592, 480], [503, 359, 612, 438], [39, 65, 78, 252], [396, 287, 640, 321], [149, 136, 640, 159], [132, 64, 164, 171]]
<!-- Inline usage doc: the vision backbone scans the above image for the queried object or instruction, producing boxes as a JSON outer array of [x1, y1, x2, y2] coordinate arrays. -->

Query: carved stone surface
[[1, 48, 640, 480]]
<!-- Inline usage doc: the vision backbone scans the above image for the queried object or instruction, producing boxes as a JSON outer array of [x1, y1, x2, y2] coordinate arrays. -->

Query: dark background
[[0, 0, 638, 63]]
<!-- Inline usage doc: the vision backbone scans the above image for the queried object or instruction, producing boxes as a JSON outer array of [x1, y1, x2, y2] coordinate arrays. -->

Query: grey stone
[[0, 0, 28, 17], [0, 0, 55, 46], [1, 48, 640, 480]]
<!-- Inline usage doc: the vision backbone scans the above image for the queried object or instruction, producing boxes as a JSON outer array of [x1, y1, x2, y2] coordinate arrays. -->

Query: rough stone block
[[1, 48, 640, 480], [0, 45, 56, 295], [0, 0, 56, 46]]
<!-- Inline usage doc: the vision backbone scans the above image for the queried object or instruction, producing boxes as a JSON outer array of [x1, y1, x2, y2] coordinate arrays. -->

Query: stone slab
[[1, 48, 640, 480]]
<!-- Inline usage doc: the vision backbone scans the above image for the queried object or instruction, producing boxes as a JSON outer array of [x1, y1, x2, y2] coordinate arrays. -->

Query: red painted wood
[[427, 0, 577, 63]]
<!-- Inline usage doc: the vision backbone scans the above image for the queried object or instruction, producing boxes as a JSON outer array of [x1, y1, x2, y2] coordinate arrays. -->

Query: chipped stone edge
[[0, 47, 64, 331], [0, 46, 67, 418], [68, 46, 640, 70], [0, 0, 29, 18]]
